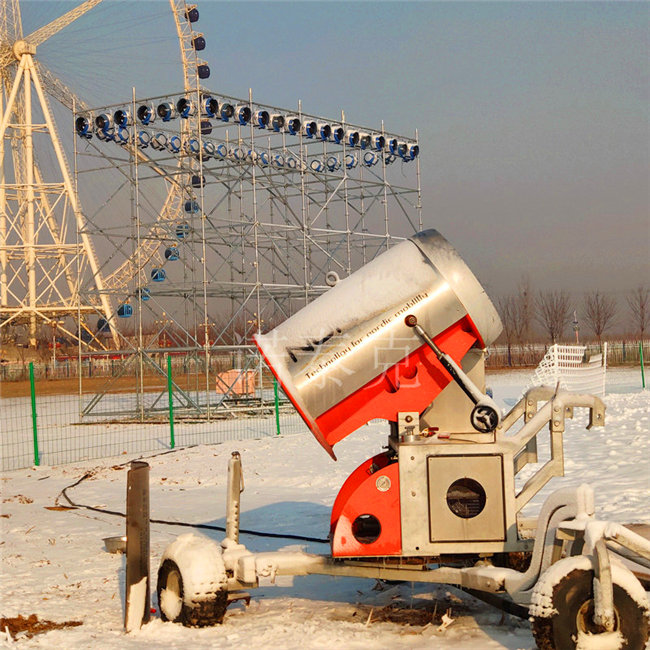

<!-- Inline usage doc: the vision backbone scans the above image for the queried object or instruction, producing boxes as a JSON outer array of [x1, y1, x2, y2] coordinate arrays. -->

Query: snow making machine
[[158, 230, 650, 648]]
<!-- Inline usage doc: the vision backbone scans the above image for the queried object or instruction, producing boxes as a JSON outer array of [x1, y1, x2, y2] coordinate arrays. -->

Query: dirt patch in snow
[[331, 598, 471, 628], [0, 614, 82, 639]]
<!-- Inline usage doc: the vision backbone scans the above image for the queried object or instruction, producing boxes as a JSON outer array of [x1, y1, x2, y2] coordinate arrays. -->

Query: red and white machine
[[255, 229, 503, 557], [157, 230, 650, 649]]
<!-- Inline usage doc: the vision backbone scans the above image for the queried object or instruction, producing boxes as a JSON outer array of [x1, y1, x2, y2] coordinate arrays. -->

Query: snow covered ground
[[1, 368, 648, 648]]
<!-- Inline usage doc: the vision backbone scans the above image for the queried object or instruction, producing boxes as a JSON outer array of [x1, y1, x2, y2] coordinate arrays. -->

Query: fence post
[[167, 354, 175, 449], [273, 377, 281, 435], [29, 361, 39, 467], [640, 342, 646, 389]]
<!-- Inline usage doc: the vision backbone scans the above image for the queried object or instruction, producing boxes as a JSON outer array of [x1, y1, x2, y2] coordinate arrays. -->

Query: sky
[[17, 0, 650, 302]]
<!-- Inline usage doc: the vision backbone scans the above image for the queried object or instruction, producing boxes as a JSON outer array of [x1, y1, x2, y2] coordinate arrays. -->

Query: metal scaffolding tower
[[75, 87, 422, 420]]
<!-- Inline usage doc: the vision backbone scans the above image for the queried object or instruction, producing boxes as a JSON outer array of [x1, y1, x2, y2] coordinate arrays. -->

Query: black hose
[[57, 455, 330, 545]]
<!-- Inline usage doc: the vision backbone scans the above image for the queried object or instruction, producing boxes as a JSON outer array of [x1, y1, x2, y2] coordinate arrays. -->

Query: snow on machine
[[157, 230, 650, 648]]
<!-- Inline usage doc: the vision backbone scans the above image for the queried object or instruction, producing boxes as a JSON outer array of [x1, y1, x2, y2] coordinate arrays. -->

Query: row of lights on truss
[[75, 96, 420, 164]]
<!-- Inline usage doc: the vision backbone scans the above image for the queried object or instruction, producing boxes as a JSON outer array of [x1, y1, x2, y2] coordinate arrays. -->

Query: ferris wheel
[[0, 0, 210, 348]]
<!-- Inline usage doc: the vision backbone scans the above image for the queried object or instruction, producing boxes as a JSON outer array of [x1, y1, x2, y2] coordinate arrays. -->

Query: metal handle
[[405, 314, 501, 432]]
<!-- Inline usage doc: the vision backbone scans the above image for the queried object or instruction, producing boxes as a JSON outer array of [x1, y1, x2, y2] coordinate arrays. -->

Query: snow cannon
[[255, 229, 502, 461]]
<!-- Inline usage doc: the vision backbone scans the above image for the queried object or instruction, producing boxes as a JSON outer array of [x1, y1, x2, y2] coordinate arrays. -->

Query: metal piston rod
[[404, 314, 501, 432]]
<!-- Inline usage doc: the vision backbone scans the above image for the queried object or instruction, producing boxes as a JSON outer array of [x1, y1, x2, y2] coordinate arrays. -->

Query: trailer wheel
[[158, 558, 228, 627], [157, 534, 229, 627], [531, 568, 649, 650]]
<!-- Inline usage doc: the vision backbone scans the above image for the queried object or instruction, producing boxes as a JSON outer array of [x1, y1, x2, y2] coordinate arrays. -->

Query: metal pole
[[640, 341, 646, 389], [167, 353, 175, 449], [23, 59, 37, 346], [225, 452, 242, 544], [274, 377, 281, 436], [29, 361, 39, 466], [124, 461, 150, 632], [133, 87, 145, 422]]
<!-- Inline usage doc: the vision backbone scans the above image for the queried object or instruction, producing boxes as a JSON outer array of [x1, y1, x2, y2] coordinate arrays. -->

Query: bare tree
[[513, 277, 534, 347], [536, 291, 572, 343], [497, 295, 517, 366], [583, 291, 617, 346], [627, 286, 649, 340]]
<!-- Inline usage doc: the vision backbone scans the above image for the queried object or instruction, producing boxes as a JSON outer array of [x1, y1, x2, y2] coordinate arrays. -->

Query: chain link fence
[[1, 355, 308, 471], [2, 340, 646, 471]]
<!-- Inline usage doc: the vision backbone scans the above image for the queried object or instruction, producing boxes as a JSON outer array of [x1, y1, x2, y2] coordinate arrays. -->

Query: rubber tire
[[531, 568, 649, 650], [157, 558, 228, 627]]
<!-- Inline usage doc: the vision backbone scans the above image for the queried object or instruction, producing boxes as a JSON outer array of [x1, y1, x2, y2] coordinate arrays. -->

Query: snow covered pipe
[[255, 230, 502, 459]]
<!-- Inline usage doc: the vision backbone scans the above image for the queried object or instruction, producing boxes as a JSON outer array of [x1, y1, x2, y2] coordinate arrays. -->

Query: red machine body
[[255, 230, 502, 558]]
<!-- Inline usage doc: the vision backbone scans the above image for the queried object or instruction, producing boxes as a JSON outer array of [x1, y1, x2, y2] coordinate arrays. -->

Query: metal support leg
[[593, 538, 615, 631], [225, 451, 243, 544]]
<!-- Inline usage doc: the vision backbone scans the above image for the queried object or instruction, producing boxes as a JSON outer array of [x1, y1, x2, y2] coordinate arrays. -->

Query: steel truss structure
[[75, 87, 422, 420], [0, 0, 116, 347]]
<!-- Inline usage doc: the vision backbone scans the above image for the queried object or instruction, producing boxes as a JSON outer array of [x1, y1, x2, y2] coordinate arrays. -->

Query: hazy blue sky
[[21, 0, 650, 300]]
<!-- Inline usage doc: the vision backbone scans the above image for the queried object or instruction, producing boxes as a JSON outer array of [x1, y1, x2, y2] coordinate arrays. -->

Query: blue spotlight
[[331, 126, 344, 144], [137, 103, 156, 125], [203, 141, 216, 158], [270, 114, 285, 132], [220, 103, 234, 122], [186, 139, 201, 155], [96, 128, 114, 142], [176, 97, 196, 118], [235, 105, 251, 125], [302, 120, 317, 138], [113, 109, 131, 127], [157, 102, 177, 122], [317, 123, 331, 141], [358, 133, 371, 150], [167, 135, 181, 153], [137, 131, 151, 148], [286, 117, 301, 135], [372, 134, 385, 151], [346, 130, 359, 147], [326, 156, 340, 171], [363, 151, 377, 167], [151, 133, 167, 150], [116, 127, 130, 145], [75, 116, 92, 138], [202, 96, 218, 117], [95, 113, 113, 133], [254, 110, 269, 128]]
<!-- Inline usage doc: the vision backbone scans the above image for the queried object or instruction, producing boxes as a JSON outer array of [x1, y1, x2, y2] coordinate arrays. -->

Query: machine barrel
[[255, 229, 502, 458]]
